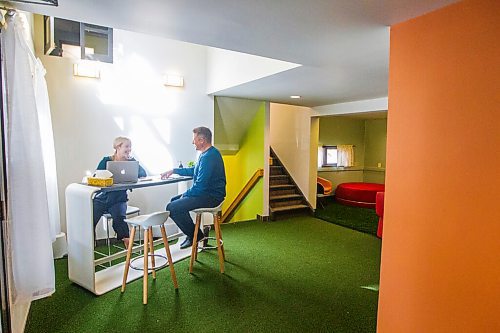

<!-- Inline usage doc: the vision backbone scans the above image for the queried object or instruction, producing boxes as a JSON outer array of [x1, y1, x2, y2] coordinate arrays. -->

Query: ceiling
[[9, 0, 458, 107], [330, 111, 388, 120]]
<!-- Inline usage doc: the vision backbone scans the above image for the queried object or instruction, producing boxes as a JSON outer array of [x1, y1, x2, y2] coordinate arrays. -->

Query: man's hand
[[160, 170, 174, 179]]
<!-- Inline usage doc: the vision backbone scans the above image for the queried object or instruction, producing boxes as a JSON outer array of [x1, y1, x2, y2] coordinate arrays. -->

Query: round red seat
[[335, 182, 385, 208]]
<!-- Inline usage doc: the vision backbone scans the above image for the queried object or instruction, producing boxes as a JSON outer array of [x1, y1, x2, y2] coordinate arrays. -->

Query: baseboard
[[256, 214, 270, 222]]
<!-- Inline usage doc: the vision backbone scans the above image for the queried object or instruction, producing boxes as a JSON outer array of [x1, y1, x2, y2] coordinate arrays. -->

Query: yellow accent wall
[[222, 104, 265, 222]]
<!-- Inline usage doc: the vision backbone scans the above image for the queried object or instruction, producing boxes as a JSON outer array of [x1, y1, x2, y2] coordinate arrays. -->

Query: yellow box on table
[[87, 177, 113, 187]]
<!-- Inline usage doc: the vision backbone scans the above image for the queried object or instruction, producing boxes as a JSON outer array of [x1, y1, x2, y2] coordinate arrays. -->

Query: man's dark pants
[[167, 194, 221, 241]]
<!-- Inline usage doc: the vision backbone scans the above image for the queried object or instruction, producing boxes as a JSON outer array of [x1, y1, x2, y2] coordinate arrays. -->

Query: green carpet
[[315, 200, 379, 236], [26, 217, 381, 333]]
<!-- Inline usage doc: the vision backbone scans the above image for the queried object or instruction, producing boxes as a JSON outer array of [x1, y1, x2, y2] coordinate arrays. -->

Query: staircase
[[269, 149, 311, 220]]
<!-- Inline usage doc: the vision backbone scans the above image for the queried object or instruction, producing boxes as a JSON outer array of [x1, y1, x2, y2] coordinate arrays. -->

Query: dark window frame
[[322, 145, 337, 167], [44, 16, 113, 64]]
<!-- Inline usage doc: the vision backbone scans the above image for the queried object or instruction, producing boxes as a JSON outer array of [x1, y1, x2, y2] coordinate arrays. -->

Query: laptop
[[106, 161, 139, 184]]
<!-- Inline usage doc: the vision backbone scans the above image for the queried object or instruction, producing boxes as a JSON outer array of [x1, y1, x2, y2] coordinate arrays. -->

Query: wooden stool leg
[[213, 214, 225, 274], [143, 228, 149, 305], [194, 214, 201, 260], [121, 226, 136, 292], [189, 214, 201, 273], [216, 212, 225, 260], [148, 228, 156, 279], [160, 225, 178, 289]]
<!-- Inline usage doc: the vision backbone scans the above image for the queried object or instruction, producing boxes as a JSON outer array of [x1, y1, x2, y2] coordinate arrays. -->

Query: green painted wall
[[364, 119, 387, 168], [319, 117, 366, 167], [221, 105, 265, 222], [363, 119, 387, 183], [318, 116, 387, 186]]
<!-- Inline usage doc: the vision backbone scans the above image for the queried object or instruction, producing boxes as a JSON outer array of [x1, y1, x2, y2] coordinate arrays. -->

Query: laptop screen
[[106, 161, 139, 184]]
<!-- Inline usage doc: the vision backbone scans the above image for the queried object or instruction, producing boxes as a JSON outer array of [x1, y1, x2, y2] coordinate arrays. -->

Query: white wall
[[270, 103, 314, 204], [263, 102, 270, 215], [309, 118, 319, 208], [311, 97, 388, 116], [206, 47, 300, 94], [35, 23, 213, 232]]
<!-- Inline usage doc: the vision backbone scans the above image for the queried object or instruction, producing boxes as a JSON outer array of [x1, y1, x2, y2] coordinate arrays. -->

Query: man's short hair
[[193, 126, 212, 144]]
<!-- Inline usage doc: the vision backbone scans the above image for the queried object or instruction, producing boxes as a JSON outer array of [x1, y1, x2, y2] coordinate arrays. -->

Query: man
[[161, 127, 226, 249]]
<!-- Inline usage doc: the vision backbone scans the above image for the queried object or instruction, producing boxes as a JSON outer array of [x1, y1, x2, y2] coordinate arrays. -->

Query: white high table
[[66, 176, 193, 295]]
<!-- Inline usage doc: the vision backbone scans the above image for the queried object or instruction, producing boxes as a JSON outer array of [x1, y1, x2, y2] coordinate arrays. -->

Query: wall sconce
[[164, 74, 184, 87], [73, 63, 100, 79]]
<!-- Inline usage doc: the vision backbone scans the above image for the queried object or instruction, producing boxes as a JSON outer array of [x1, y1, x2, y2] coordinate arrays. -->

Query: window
[[44, 16, 113, 63], [80, 23, 113, 62], [322, 145, 337, 167]]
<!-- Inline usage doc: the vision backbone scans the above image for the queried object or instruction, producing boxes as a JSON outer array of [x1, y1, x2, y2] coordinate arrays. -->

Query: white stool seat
[[126, 206, 141, 215], [121, 211, 178, 304], [124, 211, 170, 229], [103, 205, 140, 219], [191, 202, 224, 214], [189, 201, 226, 274], [99, 205, 141, 238]]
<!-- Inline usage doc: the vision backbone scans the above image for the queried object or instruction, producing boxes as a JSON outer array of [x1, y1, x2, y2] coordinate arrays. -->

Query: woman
[[93, 137, 146, 248]]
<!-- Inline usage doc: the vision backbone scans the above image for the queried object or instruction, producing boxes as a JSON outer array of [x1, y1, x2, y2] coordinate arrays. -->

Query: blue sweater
[[174, 146, 226, 201], [95, 156, 147, 205]]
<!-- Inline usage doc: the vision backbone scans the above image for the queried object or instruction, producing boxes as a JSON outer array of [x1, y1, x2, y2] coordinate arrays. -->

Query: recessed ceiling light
[[290, 95, 301, 99]]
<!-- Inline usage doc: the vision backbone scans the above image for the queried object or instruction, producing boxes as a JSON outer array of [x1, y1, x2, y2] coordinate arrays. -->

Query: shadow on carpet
[[315, 200, 379, 236]]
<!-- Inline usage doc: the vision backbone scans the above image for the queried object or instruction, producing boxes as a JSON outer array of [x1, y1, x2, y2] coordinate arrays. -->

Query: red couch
[[375, 192, 384, 238], [335, 182, 385, 208]]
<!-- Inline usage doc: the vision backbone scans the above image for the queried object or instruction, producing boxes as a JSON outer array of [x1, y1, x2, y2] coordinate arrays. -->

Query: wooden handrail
[[221, 168, 264, 223]]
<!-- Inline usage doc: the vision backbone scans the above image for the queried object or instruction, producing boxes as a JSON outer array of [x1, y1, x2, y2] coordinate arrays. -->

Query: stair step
[[270, 194, 302, 201], [270, 184, 295, 189], [270, 181, 291, 186], [270, 204, 309, 213], [270, 189, 297, 196], [270, 175, 288, 179], [271, 199, 304, 207], [270, 166, 285, 176], [270, 178, 292, 185]]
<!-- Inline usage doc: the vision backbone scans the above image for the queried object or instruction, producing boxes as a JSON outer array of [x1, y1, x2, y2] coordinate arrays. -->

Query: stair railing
[[221, 168, 264, 223]]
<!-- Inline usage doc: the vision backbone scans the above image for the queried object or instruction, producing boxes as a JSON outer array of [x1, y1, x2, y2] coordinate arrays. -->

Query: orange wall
[[378, 0, 500, 332]]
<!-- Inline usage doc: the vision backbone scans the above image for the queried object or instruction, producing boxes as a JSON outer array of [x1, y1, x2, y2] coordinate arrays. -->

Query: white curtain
[[35, 57, 61, 238], [337, 144, 354, 167], [1, 11, 58, 302]]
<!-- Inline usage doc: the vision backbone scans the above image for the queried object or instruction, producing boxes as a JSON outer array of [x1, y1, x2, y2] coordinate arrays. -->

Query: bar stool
[[121, 211, 178, 304], [94, 206, 140, 266], [105, 205, 140, 245], [189, 202, 225, 274]]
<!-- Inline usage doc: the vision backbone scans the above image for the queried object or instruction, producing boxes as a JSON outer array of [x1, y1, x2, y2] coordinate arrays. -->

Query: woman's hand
[[160, 170, 174, 179]]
